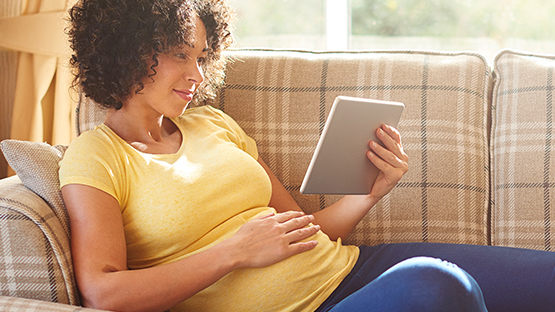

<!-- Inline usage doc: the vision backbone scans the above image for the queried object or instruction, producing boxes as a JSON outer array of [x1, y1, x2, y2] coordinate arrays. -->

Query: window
[[230, 0, 326, 50], [230, 0, 555, 61]]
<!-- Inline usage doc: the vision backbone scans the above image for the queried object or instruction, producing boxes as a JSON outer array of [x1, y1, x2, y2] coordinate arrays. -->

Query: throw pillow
[[0, 139, 70, 235]]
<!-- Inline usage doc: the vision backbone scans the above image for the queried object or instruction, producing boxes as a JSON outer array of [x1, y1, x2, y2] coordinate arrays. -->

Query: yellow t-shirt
[[59, 105, 359, 312]]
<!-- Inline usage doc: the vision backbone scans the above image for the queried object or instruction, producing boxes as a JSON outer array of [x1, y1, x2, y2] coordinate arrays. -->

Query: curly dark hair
[[68, 0, 235, 109]]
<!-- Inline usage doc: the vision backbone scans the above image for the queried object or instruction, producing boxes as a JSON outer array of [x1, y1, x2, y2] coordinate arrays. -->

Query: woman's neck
[[104, 107, 182, 154]]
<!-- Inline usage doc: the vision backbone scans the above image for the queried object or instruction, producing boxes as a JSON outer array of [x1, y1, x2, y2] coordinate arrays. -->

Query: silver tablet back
[[300, 96, 404, 195]]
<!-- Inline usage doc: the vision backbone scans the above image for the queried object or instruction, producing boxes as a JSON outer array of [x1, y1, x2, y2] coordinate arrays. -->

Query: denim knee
[[378, 256, 487, 312], [328, 256, 488, 312]]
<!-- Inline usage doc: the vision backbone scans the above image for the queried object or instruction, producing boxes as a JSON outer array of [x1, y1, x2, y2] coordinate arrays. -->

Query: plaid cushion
[[210, 49, 491, 246], [0, 177, 79, 305], [491, 49, 555, 251]]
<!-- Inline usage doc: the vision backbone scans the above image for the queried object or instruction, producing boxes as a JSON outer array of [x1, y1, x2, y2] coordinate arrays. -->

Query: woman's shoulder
[[65, 124, 123, 159], [71, 123, 111, 143], [177, 105, 236, 128], [181, 104, 226, 118], [60, 124, 128, 179], [59, 124, 126, 200]]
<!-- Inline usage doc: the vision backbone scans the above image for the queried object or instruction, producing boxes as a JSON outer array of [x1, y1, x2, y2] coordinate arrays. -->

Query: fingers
[[232, 210, 320, 269], [366, 125, 409, 189], [280, 214, 320, 257], [375, 125, 408, 161], [368, 126, 408, 169], [272, 210, 305, 223], [276, 211, 311, 228], [284, 221, 320, 243], [272, 211, 320, 243], [256, 211, 319, 235], [368, 141, 406, 172], [287, 240, 319, 255]]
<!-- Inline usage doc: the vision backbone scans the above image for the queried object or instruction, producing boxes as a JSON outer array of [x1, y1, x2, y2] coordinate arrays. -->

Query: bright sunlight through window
[[230, 0, 555, 62]]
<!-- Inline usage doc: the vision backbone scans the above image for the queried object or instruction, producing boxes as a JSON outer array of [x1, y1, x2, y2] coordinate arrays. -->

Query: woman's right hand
[[228, 211, 320, 269]]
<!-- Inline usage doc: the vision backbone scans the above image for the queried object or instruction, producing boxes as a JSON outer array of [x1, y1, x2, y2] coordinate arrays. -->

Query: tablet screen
[[300, 96, 405, 195]]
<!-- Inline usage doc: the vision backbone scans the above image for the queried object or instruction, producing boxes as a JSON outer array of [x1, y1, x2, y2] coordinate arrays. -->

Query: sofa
[[0, 48, 554, 310]]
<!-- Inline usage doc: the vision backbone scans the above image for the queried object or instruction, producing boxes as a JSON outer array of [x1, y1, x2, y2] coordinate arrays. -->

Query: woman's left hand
[[260, 124, 409, 242], [366, 124, 409, 200]]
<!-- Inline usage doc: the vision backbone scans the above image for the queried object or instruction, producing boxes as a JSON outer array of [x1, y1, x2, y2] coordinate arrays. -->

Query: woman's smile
[[174, 89, 194, 102]]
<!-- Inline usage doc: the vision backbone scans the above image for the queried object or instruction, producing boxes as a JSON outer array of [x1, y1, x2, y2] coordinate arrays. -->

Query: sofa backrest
[[491, 50, 555, 251], [211, 49, 491, 246], [77, 49, 492, 247]]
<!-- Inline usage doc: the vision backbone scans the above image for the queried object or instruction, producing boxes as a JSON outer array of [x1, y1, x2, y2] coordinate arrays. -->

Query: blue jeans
[[316, 243, 555, 312]]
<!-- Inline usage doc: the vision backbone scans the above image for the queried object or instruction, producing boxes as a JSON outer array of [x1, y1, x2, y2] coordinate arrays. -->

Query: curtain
[[0, 0, 20, 178], [0, 0, 78, 176]]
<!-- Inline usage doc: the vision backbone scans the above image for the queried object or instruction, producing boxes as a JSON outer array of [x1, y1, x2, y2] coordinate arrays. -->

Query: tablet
[[300, 96, 405, 195]]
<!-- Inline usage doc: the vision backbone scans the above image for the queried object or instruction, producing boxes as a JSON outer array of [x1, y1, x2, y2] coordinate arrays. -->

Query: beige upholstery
[[491, 50, 555, 251]]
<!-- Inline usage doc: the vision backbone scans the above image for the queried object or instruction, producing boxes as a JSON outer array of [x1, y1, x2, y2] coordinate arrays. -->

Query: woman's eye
[[175, 53, 188, 60], [197, 57, 207, 65]]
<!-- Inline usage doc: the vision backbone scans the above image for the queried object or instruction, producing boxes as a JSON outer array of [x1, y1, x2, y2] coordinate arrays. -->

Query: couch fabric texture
[[492, 51, 555, 251], [0, 48, 554, 310]]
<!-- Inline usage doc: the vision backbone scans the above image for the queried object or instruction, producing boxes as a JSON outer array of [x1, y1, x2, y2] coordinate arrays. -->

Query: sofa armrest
[[0, 296, 106, 311], [0, 176, 79, 305]]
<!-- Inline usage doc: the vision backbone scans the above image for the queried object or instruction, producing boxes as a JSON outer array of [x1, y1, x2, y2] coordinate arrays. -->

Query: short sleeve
[[59, 130, 123, 203]]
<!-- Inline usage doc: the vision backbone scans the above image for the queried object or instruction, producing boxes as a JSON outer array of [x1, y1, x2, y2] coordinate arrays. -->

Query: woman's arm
[[62, 184, 319, 312], [262, 124, 408, 241]]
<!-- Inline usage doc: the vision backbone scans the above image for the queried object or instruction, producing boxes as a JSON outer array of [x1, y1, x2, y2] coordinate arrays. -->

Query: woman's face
[[130, 16, 208, 118]]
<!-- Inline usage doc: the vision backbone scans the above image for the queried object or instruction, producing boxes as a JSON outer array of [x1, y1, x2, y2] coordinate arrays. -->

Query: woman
[[60, 0, 554, 311]]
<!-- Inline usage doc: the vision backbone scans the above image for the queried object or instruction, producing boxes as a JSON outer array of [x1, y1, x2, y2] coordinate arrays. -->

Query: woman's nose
[[186, 61, 204, 84]]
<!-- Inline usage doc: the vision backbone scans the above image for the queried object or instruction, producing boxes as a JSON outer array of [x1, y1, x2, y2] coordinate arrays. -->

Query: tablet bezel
[[300, 96, 405, 195]]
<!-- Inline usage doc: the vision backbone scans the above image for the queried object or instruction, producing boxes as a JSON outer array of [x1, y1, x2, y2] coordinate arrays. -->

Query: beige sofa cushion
[[0, 140, 69, 235], [491, 49, 555, 251], [210, 49, 491, 246]]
